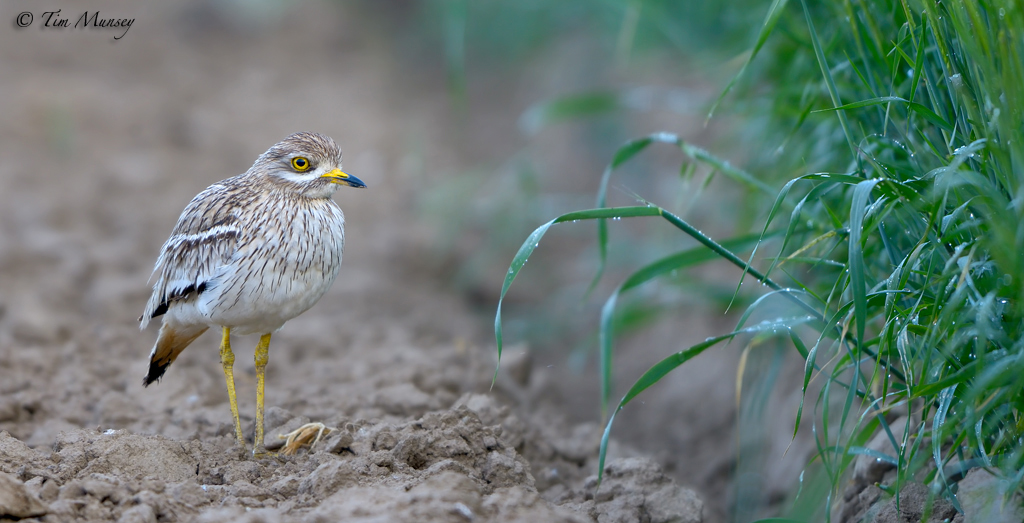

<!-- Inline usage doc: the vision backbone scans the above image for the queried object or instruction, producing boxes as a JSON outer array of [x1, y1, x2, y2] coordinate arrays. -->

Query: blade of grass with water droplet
[[591, 134, 774, 296], [589, 137, 657, 296]]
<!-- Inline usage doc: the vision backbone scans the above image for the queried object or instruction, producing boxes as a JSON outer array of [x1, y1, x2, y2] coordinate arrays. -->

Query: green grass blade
[[678, 141, 775, 195], [846, 446, 898, 465], [598, 232, 778, 418], [733, 289, 820, 333], [599, 292, 619, 421], [848, 179, 879, 349], [493, 206, 662, 386], [589, 133, 772, 296], [734, 175, 805, 301], [756, 173, 859, 291], [599, 316, 818, 484], [791, 328, 818, 442], [623, 233, 769, 292], [706, 0, 790, 123], [658, 208, 781, 291], [932, 384, 958, 486], [812, 96, 952, 131], [801, 0, 857, 157], [598, 332, 738, 484], [908, 15, 928, 104], [589, 137, 657, 295]]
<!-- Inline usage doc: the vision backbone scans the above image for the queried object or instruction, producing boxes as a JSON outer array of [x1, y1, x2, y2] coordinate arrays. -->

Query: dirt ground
[[0, 1, 816, 522]]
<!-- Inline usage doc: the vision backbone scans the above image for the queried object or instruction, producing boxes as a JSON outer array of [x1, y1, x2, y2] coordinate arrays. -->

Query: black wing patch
[[140, 281, 210, 322]]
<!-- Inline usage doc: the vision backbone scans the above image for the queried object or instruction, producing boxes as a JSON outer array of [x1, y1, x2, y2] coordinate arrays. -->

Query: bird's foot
[[279, 422, 334, 455]]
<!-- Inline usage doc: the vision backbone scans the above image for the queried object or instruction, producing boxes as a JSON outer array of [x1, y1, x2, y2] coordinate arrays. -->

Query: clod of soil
[[0, 471, 48, 519]]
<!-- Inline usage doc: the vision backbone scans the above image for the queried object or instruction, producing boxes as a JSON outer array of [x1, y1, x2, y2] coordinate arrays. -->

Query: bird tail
[[143, 322, 209, 386]]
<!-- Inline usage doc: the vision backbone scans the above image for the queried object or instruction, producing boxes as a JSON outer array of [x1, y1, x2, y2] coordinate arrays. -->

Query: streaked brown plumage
[[140, 132, 366, 455]]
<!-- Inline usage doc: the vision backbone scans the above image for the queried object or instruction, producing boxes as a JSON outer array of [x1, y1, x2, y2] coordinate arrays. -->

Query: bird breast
[[198, 195, 346, 334]]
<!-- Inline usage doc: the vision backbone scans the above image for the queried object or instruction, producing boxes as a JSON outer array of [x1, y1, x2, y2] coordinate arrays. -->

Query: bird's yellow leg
[[253, 333, 272, 457], [219, 327, 246, 449]]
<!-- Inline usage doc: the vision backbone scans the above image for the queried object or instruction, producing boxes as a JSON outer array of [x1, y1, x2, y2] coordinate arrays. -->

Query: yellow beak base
[[321, 169, 366, 188]]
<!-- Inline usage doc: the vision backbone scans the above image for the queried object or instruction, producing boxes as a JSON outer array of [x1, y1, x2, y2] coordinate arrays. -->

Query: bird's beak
[[320, 168, 367, 188]]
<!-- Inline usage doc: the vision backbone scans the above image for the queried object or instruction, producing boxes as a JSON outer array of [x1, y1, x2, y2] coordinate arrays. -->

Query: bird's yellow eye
[[291, 157, 311, 172]]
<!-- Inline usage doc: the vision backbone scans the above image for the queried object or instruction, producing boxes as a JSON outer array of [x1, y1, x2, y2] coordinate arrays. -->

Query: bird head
[[251, 132, 367, 198]]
